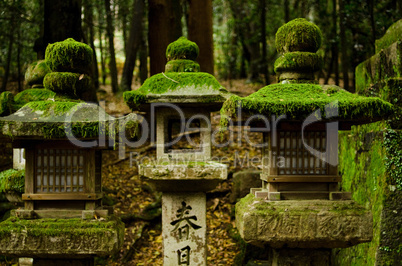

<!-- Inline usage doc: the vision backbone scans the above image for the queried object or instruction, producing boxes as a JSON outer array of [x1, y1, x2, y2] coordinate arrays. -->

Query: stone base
[[0, 216, 124, 258], [140, 161, 227, 192], [236, 194, 372, 248]]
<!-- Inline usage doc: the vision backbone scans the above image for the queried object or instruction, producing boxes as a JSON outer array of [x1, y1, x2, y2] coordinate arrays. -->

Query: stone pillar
[[162, 192, 206, 265]]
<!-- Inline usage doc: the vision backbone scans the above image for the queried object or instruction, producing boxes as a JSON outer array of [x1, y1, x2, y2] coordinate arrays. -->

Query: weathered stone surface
[[355, 41, 401, 94], [140, 161, 227, 192], [0, 216, 124, 258], [162, 192, 206, 266], [375, 19, 402, 53], [236, 194, 373, 248], [230, 170, 261, 203]]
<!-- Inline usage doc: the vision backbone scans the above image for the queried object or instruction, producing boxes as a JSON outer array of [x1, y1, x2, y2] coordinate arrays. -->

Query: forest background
[[0, 0, 401, 96]]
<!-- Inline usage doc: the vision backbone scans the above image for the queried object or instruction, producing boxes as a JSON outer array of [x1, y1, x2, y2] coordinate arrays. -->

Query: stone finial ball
[[276, 18, 322, 54], [45, 38, 93, 73], [166, 37, 199, 61]]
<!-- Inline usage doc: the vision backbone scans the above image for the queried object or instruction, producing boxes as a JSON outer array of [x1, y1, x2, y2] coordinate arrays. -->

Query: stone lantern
[[0, 39, 125, 265], [221, 19, 394, 264], [124, 37, 230, 265]]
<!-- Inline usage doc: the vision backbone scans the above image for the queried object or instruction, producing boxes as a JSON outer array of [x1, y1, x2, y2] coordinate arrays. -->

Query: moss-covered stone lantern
[[0, 39, 125, 265], [124, 36, 230, 265], [221, 19, 394, 263]]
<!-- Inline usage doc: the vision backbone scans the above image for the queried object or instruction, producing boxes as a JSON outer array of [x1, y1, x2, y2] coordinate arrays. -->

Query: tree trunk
[[139, 26, 148, 84], [83, 0, 100, 91], [1, 30, 14, 93], [187, 0, 214, 74], [96, 0, 107, 85], [104, 0, 119, 93], [120, 0, 145, 92], [79, 0, 99, 102], [148, 0, 182, 75], [284, 0, 290, 22], [338, 0, 349, 91], [368, 0, 376, 52], [332, 0, 339, 85], [17, 28, 22, 92], [39, 0, 83, 58], [260, 0, 269, 85]]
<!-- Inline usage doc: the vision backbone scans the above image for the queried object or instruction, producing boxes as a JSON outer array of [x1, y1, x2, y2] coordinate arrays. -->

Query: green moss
[[138, 72, 223, 94], [123, 90, 146, 110], [384, 129, 402, 190], [24, 60, 51, 86], [274, 52, 322, 73], [0, 91, 14, 117], [45, 38, 93, 73], [334, 122, 393, 265], [26, 100, 80, 117], [275, 18, 322, 54], [0, 169, 24, 193], [0, 216, 122, 238], [165, 59, 200, 73], [219, 84, 393, 130], [375, 19, 402, 53], [43, 72, 92, 98], [166, 36, 199, 61], [13, 89, 56, 111]]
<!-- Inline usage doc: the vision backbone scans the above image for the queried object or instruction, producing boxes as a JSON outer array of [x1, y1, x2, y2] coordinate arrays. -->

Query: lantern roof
[[0, 38, 137, 141], [124, 37, 231, 111], [220, 19, 393, 129]]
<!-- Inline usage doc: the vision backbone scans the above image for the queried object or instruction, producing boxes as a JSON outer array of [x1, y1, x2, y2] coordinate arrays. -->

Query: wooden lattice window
[[35, 149, 85, 193], [277, 131, 328, 175]]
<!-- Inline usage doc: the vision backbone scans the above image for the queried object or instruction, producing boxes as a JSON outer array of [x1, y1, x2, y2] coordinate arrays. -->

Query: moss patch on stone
[[44, 72, 92, 98], [45, 38, 93, 73], [0, 92, 14, 117], [26, 100, 80, 117], [122, 90, 146, 111], [165, 59, 200, 73], [24, 60, 51, 86], [275, 18, 322, 54], [274, 52, 322, 73], [375, 19, 402, 53], [137, 72, 224, 94], [0, 216, 122, 238], [384, 129, 402, 190], [334, 122, 401, 265], [0, 169, 24, 193], [219, 84, 393, 130], [13, 89, 56, 111], [166, 36, 199, 61]]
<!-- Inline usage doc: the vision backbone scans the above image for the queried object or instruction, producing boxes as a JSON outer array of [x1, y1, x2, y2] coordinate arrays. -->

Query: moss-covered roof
[[124, 72, 230, 110], [220, 83, 393, 128]]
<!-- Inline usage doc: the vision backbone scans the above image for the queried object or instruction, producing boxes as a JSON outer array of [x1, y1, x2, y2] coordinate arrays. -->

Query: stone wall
[[333, 19, 402, 266]]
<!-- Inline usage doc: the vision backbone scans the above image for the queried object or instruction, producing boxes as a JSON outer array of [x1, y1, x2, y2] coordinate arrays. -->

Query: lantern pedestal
[[141, 162, 227, 265]]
